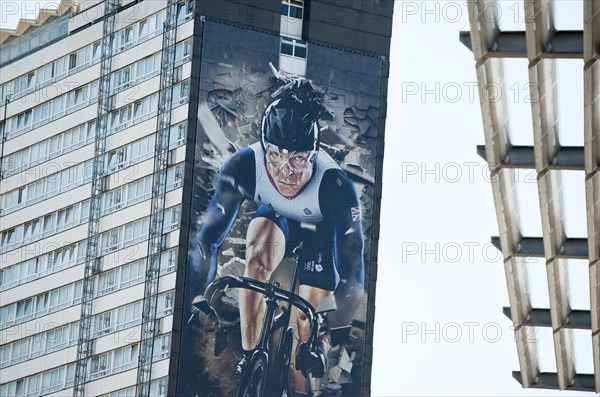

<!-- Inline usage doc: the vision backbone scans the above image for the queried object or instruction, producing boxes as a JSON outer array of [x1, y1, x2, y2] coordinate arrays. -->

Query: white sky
[[0, 1, 594, 396]]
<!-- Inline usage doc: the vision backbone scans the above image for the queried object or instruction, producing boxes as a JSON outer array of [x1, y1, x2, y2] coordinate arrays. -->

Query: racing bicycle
[[201, 245, 325, 397]]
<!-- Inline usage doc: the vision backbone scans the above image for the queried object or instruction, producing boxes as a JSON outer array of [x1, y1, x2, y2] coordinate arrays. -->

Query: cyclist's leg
[[240, 216, 286, 351], [293, 285, 332, 394], [293, 221, 337, 394]]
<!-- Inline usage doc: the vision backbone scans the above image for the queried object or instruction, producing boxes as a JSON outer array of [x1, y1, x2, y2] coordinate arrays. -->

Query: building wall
[[0, 0, 193, 395]]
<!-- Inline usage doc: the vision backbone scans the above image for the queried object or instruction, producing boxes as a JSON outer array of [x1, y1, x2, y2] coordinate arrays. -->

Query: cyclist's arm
[[320, 169, 365, 328], [188, 148, 255, 301]]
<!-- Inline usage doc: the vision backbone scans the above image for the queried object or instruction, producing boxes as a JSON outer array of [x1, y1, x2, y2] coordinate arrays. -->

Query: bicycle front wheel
[[236, 352, 267, 397]]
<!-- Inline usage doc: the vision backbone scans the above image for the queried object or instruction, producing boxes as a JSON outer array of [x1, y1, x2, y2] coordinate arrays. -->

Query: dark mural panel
[[176, 20, 381, 397]]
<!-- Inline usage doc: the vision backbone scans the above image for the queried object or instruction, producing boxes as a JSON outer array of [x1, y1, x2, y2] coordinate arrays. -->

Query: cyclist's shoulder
[[221, 146, 256, 174], [217, 146, 257, 199], [319, 167, 359, 210]]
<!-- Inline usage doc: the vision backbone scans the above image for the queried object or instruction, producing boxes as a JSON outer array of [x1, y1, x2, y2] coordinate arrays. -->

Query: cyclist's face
[[265, 144, 313, 197]]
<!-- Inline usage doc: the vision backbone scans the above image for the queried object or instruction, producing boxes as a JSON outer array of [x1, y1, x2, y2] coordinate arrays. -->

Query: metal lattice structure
[[0, 97, 9, 180], [461, 0, 599, 393], [73, 1, 119, 396], [135, 0, 179, 395]]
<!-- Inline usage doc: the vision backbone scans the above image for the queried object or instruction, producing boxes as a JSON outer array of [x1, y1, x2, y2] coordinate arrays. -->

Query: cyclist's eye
[[269, 151, 281, 159], [293, 156, 306, 162]]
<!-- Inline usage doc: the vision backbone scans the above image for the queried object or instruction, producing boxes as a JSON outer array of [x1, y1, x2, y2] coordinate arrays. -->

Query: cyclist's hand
[[190, 295, 222, 324], [192, 295, 212, 315], [295, 341, 326, 378]]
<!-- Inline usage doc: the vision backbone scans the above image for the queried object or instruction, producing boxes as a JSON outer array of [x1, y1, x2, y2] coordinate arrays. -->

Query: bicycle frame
[[203, 274, 320, 397]]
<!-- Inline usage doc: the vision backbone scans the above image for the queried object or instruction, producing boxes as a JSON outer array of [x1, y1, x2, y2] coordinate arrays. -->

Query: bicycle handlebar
[[204, 275, 320, 353]]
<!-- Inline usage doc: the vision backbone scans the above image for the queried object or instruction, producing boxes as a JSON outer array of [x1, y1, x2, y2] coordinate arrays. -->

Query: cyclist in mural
[[187, 77, 365, 394]]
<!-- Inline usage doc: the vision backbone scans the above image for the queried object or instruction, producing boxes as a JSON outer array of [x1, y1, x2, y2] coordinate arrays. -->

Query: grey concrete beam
[[584, 0, 600, 61], [594, 328, 600, 393], [584, 64, 600, 260], [477, 61, 512, 168], [491, 236, 588, 259], [466, 0, 501, 61], [502, 307, 592, 329], [536, 173, 564, 256], [469, 0, 539, 385], [586, 174, 600, 338], [459, 30, 583, 59], [591, 256, 600, 394], [524, 0, 555, 60], [468, 0, 540, 386], [477, 145, 585, 170], [529, 59, 560, 171], [525, 0, 575, 389], [585, 2, 600, 391], [513, 372, 597, 392], [583, 62, 600, 176]]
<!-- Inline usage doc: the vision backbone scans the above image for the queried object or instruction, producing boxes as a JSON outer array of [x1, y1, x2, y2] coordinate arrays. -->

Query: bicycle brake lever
[[187, 307, 200, 325]]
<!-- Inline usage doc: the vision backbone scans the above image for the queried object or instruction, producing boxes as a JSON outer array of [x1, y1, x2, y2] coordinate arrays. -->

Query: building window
[[136, 53, 160, 82], [15, 298, 34, 322], [177, 0, 194, 22], [2, 187, 25, 212], [280, 0, 304, 38], [113, 66, 133, 91], [92, 41, 101, 62], [104, 187, 124, 213], [169, 123, 186, 148], [119, 260, 145, 289], [280, 37, 307, 59], [167, 164, 184, 189], [154, 335, 170, 359], [32, 101, 51, 129], [90, 352, 111, 379], [173, 81, 189, 105], [281, 41, 293, 56], [111, 106, 132, 132], [68, 47, 92, 72], [164, 206, 181, 231], [158, 291, 174, 315], [23, 219, 41, 242], [279, 37, 307, 76], [161, 248, 178, 272], [117, 26, 135, 51], [113, 344, 138, 372], [138, 19, 149, 41], [281, 0, 303, 19], [54, 56, 68, 79], [52, 95, 65, 117], [104, 230, 120, 252], [175, 39, 192, 65], [65, 87, 84, 112], [1, 228, 16, 250], [15, 379, 25, 396], [11, 109, 33, 136], [147, 12, 164, 37]]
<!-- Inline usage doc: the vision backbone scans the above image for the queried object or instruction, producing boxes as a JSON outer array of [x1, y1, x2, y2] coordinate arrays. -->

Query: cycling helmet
[[260, 79, 327, 163]]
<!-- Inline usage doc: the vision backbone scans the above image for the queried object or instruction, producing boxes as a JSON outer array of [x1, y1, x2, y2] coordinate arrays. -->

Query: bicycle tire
[[236, 352, 267, 397]]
